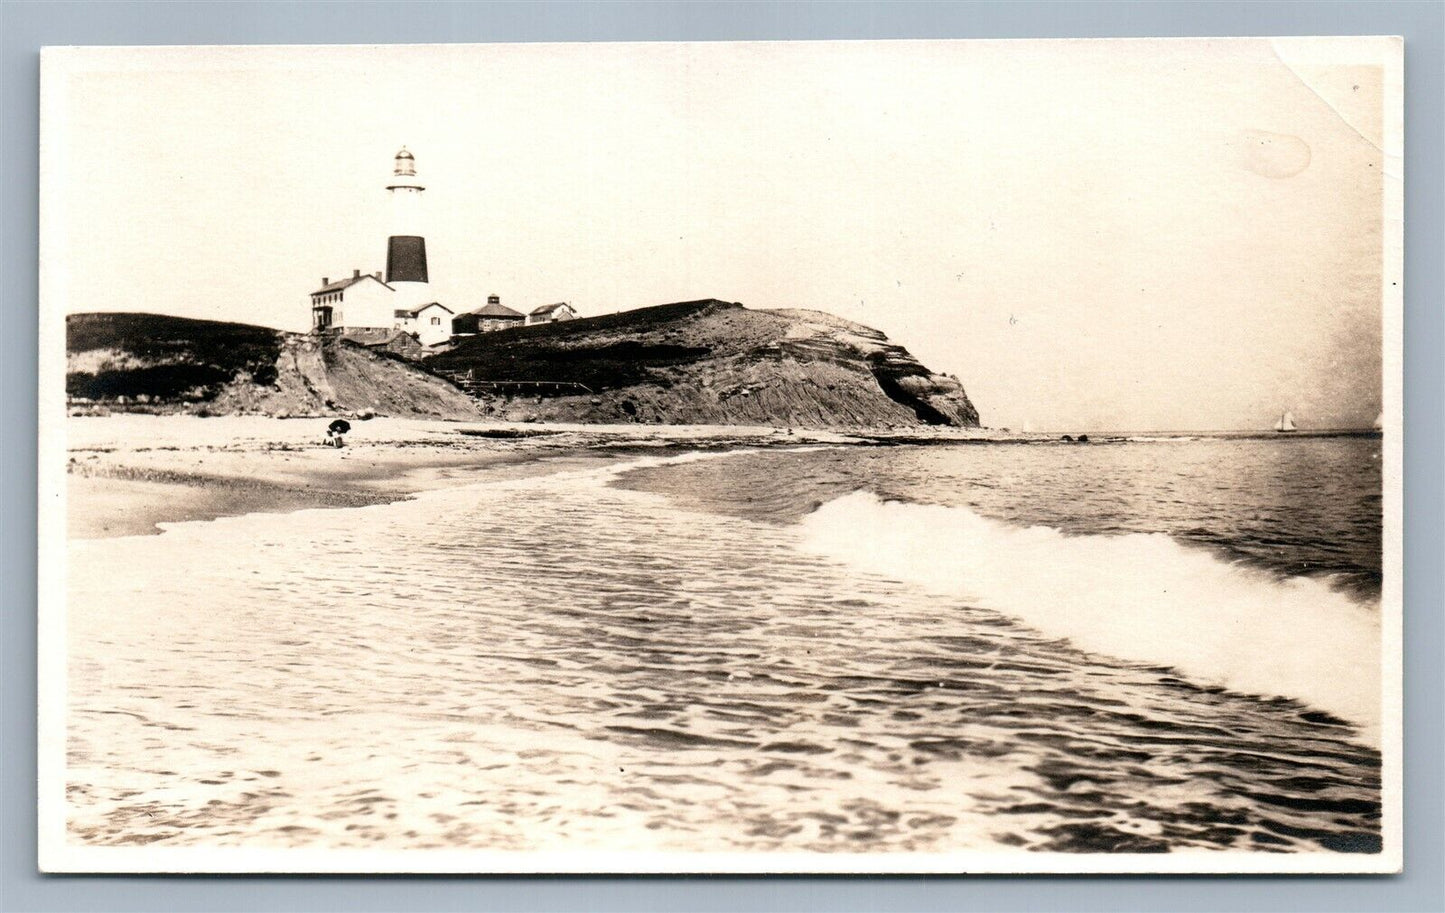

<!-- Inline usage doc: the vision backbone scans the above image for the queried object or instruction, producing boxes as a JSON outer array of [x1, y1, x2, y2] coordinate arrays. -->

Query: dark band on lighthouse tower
[[385, 147, 428, 287]]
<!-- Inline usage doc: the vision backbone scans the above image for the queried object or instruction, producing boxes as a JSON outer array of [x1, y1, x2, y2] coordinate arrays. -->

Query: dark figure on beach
[[326, 419, 351, 449]]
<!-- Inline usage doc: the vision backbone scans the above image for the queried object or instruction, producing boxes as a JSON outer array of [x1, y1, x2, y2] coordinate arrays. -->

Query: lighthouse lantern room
[[385, 146, 430, 295]]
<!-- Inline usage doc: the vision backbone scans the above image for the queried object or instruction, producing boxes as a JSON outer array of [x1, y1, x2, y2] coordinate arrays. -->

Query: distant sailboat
[[1373, 411, 1384, 430], [1274, 411, 1298, 433]]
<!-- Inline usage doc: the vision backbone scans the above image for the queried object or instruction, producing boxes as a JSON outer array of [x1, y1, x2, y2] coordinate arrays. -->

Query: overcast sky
[[47, 39, 1395, 431]]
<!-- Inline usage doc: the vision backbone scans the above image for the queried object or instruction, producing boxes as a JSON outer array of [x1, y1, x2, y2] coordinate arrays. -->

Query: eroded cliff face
[[207, 335, 484, 420], [67, 302, 980, 429], [66, 313, 482, 420], [429, 300, 979, 428], [771, 308, 979, 426]]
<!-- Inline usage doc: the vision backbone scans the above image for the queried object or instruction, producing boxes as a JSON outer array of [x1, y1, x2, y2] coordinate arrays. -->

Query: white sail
[[1274, 411, 1297, 432], [1373, 411, 1384, 430]]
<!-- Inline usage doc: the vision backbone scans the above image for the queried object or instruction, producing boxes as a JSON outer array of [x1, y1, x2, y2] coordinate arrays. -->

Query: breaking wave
[[798, 492, 1381, 744]]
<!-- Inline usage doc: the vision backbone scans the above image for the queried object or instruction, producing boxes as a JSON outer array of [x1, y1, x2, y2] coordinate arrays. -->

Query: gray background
[[3, 2, 1440, 911]]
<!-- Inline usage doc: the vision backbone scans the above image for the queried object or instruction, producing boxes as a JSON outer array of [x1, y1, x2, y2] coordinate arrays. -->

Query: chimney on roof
[[375, 271, 382, 280], [353, 269, 361, 279], [322, 277, 329, 286], [488, 294, 500, 305]]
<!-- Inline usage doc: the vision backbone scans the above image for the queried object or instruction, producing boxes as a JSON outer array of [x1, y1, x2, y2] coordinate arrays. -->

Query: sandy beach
[[64, 415, 914, 539], [67, 417, 562, 538]]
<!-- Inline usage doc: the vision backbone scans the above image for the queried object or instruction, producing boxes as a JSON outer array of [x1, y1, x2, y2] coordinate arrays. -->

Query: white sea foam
[[64, 449, 1386, 854], [798, 492, 1381, 744]]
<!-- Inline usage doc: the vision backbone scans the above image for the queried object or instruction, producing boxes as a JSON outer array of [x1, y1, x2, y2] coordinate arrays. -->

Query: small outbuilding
[[453, 296, 526, 336], [340, 327, 425, 359], [527, 302, 578, 325]]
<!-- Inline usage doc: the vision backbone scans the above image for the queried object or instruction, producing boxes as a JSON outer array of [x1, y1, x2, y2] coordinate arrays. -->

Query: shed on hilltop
[[527, 302, 578, 326]]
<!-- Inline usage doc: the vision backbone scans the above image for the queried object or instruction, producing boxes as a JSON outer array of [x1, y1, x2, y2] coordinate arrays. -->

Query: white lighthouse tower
[[307, 147, 452, 346], [385, 147, 429, 312]]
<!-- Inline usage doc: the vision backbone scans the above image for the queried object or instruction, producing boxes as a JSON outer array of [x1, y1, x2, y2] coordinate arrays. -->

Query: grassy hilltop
[[429, 299, 980, 428], [66, 313, 284, 403], [65, 301, 979, 429], [66, 313, 482, 420]]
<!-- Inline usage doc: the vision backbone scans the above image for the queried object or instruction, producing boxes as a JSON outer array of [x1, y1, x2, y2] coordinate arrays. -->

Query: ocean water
[[66, 436, 1384, 855]]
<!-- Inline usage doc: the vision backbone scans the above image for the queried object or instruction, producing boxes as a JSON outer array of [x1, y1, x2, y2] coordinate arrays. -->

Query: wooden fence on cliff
[[435, 369, 594, 399]]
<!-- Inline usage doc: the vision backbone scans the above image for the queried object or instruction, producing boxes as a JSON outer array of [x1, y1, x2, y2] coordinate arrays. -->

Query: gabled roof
[[394, 302, 454, 318], [470, 302, 525, 318], [529, 302, 572, 316], [312, 273, 393, 295]]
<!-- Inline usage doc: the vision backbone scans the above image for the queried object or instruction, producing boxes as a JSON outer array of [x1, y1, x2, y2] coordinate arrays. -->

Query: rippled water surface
[[67, 438, 1384, 855], [616, 435, 1384, 595]]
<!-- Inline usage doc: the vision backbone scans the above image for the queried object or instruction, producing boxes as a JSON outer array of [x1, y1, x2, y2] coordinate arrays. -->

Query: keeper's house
[[310, 270, 454, 347], [310, 270, 393, 335]]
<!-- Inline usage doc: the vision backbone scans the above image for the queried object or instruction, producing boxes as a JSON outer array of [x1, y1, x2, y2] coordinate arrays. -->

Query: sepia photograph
[[37, 37, 1402, 874]]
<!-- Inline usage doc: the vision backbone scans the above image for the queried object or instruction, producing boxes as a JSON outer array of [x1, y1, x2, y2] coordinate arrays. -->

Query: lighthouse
[[385, 147, 429, 311], [306, 147, 453, 347]]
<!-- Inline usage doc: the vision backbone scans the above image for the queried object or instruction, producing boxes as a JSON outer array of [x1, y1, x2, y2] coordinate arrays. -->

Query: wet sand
[[66, 475, 400, 539], [66, 414, 963, 539], [67, 434, 561, 539]]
